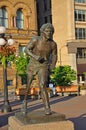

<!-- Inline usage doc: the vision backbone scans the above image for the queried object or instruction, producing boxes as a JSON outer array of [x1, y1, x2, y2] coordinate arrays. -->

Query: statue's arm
[[24, 38, 44, 62], [50, 43, 58, 70]]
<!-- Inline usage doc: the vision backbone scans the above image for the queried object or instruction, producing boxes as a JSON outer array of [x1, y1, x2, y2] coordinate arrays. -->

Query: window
[[75, 28, 86, 39], [0, 7, 8, 28], [7, 80, 13, 86], [75, 10, 85, 21], [75, 0, 85, 3], [77, 48, 86, 58], [16, 9, 24, 29], [19, 45, 25, 54]]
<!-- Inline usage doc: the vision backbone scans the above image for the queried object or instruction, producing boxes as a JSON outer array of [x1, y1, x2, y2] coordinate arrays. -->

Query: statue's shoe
[[45, 108, 52, 115]]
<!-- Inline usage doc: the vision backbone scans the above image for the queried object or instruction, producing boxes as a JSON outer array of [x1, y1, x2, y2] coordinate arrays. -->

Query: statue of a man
[[24, 23, 57, 115]]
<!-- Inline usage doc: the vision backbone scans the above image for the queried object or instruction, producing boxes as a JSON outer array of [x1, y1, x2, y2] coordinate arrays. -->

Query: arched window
[[0, 7, 8, 28], [16, 9, 24, 29]]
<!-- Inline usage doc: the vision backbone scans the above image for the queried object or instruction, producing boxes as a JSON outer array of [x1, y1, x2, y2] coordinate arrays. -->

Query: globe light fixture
[[0, 38, 6, 46], [8, 38, 14, 45]]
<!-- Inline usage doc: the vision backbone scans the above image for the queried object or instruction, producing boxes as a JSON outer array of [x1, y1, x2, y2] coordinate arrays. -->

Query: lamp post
[[0, 26, 15, 113]]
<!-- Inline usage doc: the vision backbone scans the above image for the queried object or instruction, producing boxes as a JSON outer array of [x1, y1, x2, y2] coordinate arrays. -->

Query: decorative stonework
[[0, 0, 37, 89]]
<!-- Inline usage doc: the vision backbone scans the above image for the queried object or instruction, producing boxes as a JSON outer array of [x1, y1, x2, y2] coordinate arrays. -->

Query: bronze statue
[[22, 23, 57, 115]]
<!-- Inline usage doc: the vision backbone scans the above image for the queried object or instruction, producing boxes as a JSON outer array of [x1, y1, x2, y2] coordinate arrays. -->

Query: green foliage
[[14, 53, 30, 75], [0, 54, 15, 68], [7, 54, 15, 62], [50, 65, 76, 86]]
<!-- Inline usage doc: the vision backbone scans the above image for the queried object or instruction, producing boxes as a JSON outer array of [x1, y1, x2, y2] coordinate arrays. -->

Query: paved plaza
[[0, 94, 86, 130]]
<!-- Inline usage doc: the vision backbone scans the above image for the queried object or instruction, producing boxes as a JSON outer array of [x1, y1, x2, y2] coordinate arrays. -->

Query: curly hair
[[40, 23, 54, 34]]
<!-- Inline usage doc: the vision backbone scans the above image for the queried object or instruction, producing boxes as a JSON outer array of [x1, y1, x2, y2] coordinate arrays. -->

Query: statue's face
[[42, 28, 53, 40]]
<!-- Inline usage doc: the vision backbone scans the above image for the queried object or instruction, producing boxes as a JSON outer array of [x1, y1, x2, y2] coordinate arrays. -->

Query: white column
[[69, 53, 77, 85], [79, 76, 82, 83]]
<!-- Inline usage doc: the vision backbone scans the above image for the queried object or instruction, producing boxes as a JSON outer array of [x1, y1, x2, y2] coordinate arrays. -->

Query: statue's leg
[[24, 74, 34, 100], [38, 67, 51, 115], [21, 71, 34, 115]]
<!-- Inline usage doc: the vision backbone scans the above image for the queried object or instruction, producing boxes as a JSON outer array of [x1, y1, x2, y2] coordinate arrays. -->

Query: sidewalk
[[0, 95, 86, 130]]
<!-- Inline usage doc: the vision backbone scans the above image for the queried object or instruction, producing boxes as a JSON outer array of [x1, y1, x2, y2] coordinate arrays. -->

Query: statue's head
[[40, 23, 54, 34]]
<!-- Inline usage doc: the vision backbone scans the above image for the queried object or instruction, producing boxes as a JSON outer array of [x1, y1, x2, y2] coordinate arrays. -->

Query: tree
[[50, 65, 76, 86], [14, 53, 30, 86], [14, 53, 30, 75]]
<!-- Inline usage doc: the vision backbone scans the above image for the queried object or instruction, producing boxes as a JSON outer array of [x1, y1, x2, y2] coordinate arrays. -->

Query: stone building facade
[[0, 0, 37, 89], [51, 0, 86, 84], [37, 0, 86, 84]]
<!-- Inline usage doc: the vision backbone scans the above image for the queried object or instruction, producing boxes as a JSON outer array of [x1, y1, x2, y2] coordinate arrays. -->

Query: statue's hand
[[35, 55, 45, 63], [38, 57, 45, 63]]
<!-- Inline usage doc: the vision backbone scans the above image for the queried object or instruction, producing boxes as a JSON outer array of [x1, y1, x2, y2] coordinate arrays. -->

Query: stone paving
[[0, 94, 86, 130]]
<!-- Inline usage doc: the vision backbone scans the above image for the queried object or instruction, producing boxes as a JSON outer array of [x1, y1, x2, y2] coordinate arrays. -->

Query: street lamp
[[0, 26, 15, 113]]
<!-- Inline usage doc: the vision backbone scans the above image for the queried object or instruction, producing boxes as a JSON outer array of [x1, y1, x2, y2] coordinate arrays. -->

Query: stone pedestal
[[8, 110, 74, 130]]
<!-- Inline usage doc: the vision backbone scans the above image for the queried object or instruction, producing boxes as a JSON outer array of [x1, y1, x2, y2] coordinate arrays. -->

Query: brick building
[[0, 0, 37, 89]]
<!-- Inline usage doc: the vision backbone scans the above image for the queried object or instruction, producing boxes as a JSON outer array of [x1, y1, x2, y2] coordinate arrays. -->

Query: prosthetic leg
[[21, 75, 33, 115]]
